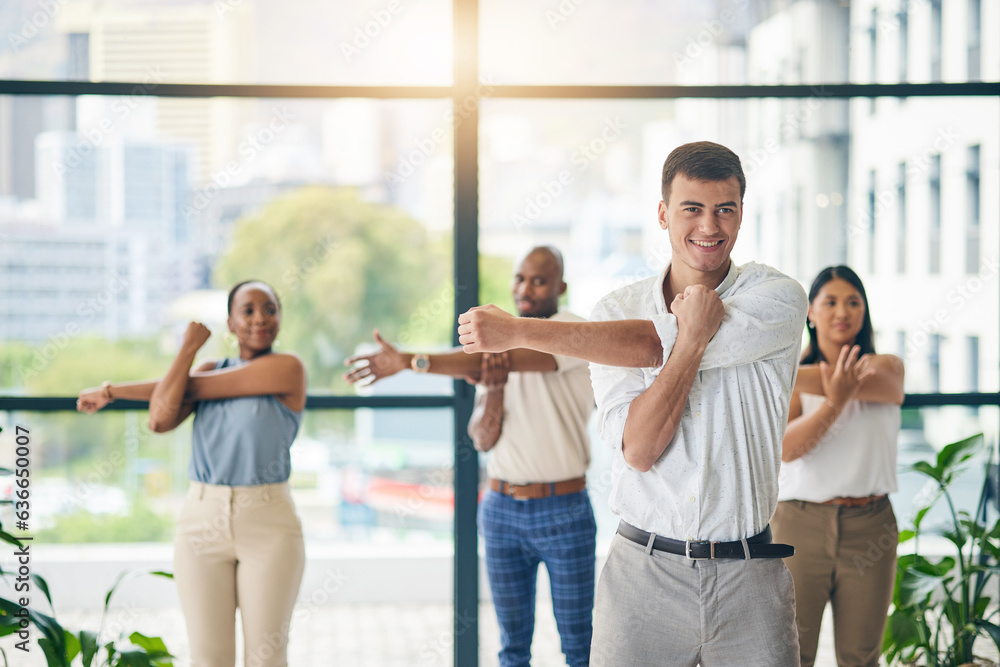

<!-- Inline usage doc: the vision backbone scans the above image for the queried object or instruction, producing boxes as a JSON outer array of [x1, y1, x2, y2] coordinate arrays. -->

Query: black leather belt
[[617, 521, 794, 560]]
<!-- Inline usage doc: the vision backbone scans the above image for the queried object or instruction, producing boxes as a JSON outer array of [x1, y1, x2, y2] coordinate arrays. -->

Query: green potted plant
[[0, 466, 174, 667], [883, 433, 1000, 666]]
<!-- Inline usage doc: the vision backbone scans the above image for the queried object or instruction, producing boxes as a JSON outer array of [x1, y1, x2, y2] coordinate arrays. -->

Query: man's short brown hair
[[661, 141, 746, 206]]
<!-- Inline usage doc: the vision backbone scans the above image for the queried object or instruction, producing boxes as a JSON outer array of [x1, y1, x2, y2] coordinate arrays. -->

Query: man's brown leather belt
[[820, 494, 888, 508], [488, 476, 586, 501]]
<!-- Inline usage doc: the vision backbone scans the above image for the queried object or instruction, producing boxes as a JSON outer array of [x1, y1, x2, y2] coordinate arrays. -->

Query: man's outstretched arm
[[344, 329, 559, 385], [457, 305, 664, 368]]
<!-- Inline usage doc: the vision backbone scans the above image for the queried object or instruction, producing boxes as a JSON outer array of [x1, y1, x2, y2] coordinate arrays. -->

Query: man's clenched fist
[[458, 305, 519, 353]]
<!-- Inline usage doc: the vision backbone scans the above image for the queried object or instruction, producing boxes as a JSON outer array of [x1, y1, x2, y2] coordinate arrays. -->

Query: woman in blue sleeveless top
[[78, 280, 307, 667]]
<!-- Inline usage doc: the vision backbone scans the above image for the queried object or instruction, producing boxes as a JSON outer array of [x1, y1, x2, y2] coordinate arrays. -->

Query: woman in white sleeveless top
[[772, 266, 904, 667]]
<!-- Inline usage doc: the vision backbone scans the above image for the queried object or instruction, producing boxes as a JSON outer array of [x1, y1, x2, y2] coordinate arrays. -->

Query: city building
[[56, 0, 256, 182], [847, 0, 999, 437], [0, 133, 199, 345]]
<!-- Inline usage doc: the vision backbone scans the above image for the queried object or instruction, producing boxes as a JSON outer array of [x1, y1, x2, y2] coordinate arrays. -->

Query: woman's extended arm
[[148, 353, 305, 434], [77, 371, 215, 415], [185, 353, 306, 409], [147, 322, 212, 432], [782, 346, 877, 462], [79, 354, 306, 429], [78, 379, 160, 413], [793, 353, 905, 405]]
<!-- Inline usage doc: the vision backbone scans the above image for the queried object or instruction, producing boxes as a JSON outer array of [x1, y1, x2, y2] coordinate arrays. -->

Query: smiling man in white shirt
[[458, 141, 807, 665]]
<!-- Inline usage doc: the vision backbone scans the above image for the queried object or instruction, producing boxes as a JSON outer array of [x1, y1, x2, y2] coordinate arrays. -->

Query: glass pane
[[481, 0, 992, 85], [0, 406, 455, 661], [4, 0, 992, 87], [479, 96, 999, 392], [0, 96, 455, 395], [850, 98, 998, 394], [0, 0, 452, 85], [1, 407, 455, 544]]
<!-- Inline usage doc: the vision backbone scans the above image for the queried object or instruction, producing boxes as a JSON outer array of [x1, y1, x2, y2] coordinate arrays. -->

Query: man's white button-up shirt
[[590, 261, 807, 543]]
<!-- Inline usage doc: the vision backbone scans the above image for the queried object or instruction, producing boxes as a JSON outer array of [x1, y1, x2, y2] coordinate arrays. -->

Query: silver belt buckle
[[685, 540, 716, 560]]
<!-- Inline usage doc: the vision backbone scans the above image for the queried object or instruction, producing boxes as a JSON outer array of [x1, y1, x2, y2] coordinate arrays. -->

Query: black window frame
[[0, 1, 998, 663]]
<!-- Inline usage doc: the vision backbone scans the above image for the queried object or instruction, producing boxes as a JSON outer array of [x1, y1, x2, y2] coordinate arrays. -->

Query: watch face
[[414, 355, 430, 371]]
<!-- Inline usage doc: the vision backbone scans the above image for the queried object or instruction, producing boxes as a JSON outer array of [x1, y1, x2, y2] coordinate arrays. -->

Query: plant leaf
[[898, 529, 916, 544], [0, 530, 23, 549], [113, 648, 155, 667], [899, 567, 945, 609], [943, 597, 963, 631], [104, 571, 139, 610], [976, 618, 1000, 658], [937, 433, 985, 485], [64, 629, 81, 663], [0, 598, 67, 665], [981, 540, 1000, 561], [910, 460, 942, 483], [883, 606, 924, 658], [941, 527, 968, 551], [912, 500, 942, 533], [976, 596, 992, 618], [80, 629, 99, 667], [0, 599, 25, 637], [961, 515, 984, 537], [31, 574, 55, 612], [38, 637, 66, 667], [929, 555, 956, 576], [104, 570, 173, 610], [128, 632, 171, 658]]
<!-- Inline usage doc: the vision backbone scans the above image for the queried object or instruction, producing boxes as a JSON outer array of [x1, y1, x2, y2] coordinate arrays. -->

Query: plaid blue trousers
[[478, 488, 597, 667]]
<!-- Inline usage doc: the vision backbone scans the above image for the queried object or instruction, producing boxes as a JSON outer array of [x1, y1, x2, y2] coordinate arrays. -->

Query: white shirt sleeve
[[589, 297, 651, 453], [588, 267, 806, 453], [647, 272, 807, 371]]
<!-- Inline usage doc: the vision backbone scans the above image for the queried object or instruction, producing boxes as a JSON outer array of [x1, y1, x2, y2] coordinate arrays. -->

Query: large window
[[1, 0, 454, 85], [0, 0, 997, 664], [2, 95, 458, 393]]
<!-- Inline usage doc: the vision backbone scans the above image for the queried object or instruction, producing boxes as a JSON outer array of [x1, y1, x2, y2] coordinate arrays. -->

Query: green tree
[[23, 337, 166, 397], [34, 499, 174, 544], [213, 186, 451, 389], [0, 340, 34, 391], [396, 249, 516, 347]]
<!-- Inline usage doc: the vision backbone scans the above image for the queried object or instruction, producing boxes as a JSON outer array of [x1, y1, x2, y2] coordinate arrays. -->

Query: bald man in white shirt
[[458, 141, 807, 666], [346, 246, 597, 667]]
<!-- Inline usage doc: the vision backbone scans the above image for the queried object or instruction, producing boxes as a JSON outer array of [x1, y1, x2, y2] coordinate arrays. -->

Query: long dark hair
[[801, 265, 876, 364]]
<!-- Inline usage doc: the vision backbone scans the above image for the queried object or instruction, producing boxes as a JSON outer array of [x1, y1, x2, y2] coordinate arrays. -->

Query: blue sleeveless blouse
[[188, 357, 303, 486]]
